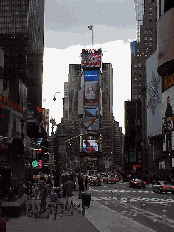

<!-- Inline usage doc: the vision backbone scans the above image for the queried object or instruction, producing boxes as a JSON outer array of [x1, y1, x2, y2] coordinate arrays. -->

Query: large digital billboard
[[82, 140, 98, 152], [85, 81, 97, 100], [84, 81, 99, 105], [162, 86, 174, 152], [81, 49, 101, 68], [84, 70, 98, 82], [83, 108, 99, 131]]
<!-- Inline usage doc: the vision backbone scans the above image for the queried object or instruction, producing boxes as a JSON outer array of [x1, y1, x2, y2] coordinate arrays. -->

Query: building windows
[[144, 31, 147, 34], [144, 37, 147, 40], [137, 49, 139, 53], [134, 63, 137, 68], [149, 18, 152, 23], [138, 63, 141, 67]]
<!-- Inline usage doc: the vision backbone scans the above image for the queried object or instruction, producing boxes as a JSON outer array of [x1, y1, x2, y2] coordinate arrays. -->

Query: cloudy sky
[[42, 0, 137, 134]]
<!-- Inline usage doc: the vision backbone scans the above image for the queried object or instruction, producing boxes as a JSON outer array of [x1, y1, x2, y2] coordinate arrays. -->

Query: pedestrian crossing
[[91, 196, 174, 203], [90, 188, 150, 194]]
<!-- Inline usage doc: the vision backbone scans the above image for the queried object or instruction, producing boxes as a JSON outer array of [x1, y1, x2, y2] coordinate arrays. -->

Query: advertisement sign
[[146, 51, 162, 137], [82, 140, 98, 152], [159, 160, 165, 169], [129, 152, 136, 162], [84, 82, 99, 106], [85, 81, 97, 100], [83, 108, 99, 130], [81, 49, 101, 68], [162, 86, 174, 152], [84, 70, 98, 82]]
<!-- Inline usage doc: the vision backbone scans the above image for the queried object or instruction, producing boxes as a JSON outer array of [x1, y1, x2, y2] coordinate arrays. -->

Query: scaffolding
[[134, 0, 144, 42]]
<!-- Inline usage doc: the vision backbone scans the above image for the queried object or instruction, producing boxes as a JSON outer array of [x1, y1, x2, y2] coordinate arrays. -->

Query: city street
[[88, 180, 174, 232]]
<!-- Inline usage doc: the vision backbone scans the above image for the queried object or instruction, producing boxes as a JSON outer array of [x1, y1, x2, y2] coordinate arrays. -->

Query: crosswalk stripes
[[91, 196, 174, 203]]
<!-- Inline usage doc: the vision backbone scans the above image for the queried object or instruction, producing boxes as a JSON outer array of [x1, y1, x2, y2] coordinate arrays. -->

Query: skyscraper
[[129, 0, 157, 175], [0, 0, 45, 139]]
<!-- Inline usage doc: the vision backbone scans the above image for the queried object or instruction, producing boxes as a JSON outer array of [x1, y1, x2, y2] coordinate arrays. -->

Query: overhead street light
[[53, 92, 61, 101]]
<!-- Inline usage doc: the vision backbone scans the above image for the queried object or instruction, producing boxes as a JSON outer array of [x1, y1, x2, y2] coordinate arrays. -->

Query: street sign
[[49, 153, 54, 165]]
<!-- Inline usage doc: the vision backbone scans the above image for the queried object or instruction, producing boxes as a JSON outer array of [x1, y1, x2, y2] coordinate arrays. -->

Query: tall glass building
[[0, 0, 45, 138]]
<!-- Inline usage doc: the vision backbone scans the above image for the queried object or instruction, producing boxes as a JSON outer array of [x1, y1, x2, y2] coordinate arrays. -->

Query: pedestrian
[[78, 175, 84, 199], [85, 175, 88, 190], [64, 176, 74, 206]]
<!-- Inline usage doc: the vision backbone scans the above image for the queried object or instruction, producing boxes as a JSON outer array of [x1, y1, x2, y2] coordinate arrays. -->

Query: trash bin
[[82, 191, 91, 208]]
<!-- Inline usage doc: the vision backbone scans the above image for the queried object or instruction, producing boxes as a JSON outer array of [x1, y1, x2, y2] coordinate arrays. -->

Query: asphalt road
[[88, 179, 174, 232]]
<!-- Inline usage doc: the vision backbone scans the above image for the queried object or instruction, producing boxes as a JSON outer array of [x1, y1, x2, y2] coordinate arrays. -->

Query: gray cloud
[[45, 0, 136, 48]]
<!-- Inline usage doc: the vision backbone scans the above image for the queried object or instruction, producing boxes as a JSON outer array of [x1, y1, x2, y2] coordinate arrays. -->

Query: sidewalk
[[6, 189, 156, 232], [6, 191, 99, 232]]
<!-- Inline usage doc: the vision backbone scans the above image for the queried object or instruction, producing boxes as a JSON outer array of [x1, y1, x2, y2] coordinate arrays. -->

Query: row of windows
[[134, 95, 141, 100], [134, 63, 142, 68]]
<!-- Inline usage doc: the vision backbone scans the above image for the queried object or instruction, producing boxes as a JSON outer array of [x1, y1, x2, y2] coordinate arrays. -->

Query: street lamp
[[53, 92, 61, 101]]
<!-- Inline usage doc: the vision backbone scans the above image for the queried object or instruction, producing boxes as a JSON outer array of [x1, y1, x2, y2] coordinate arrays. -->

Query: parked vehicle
[[106, 174, 118, 184], [89, 176, 101, 186], [103, 174, 109, 183], [129, 178, 146, 189], [152, 180, 174, 194]]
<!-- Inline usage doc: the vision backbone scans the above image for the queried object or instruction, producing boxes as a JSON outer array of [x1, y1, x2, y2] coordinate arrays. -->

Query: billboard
[[146, 51, 162, 137], [84, 81, 99, 105], [83, 108, 99, 130], [85, 81, 97, 100], [162, 86, 174, 152], [81, 49, 101, 68], [82, 140, 98, 152], [84, 70, 98, 82]]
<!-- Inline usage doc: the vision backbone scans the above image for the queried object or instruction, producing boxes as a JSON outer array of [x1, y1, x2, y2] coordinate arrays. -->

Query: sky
[[42, 0, 137, 134]]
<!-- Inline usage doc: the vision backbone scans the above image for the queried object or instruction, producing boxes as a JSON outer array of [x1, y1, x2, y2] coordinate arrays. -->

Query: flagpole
[[92, 28, 93, 47]]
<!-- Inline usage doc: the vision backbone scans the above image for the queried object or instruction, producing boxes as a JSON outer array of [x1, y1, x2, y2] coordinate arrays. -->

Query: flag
[[88, 25, 93, 30]]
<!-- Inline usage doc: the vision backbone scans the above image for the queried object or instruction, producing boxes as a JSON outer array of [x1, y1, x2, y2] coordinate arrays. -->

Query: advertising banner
[[162, 86, 174, 152], [85, 81, 97, 100], [84, 81, 99, 106], [82, 140, 98, 152], [83, 108, 99, 130], [129, 151, 136, 162], [84, 70, 98, 82], [81, 49, 101, 68]]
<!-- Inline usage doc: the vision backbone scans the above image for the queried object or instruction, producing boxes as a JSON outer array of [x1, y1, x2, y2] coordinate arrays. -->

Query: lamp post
[[53, 92, 61, 101]]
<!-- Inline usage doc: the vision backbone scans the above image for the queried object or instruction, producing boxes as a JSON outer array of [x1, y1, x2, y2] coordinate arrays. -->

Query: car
[[103, 175, 108, 183], [89, 176, 101, 186], [106, 174, 118, 184], [152, 180, 174, 194], [129, 178, 146, 189]]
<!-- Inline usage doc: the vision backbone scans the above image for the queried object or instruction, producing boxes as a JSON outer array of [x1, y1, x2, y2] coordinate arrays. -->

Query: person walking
[[78, 175, 84, 199], [85, 175, 88, 190], [64, 176, 74, 206]]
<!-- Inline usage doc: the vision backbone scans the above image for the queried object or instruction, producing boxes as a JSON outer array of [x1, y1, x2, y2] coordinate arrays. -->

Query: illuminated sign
[[82, 140, 98, 152], [162, 72, 174, 92], [32, 160, 42, 168], [83, 108, 99, 130], [81, 49, 101, 68], [84, 70, 98, 81], [84, 82, 99, 106]]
